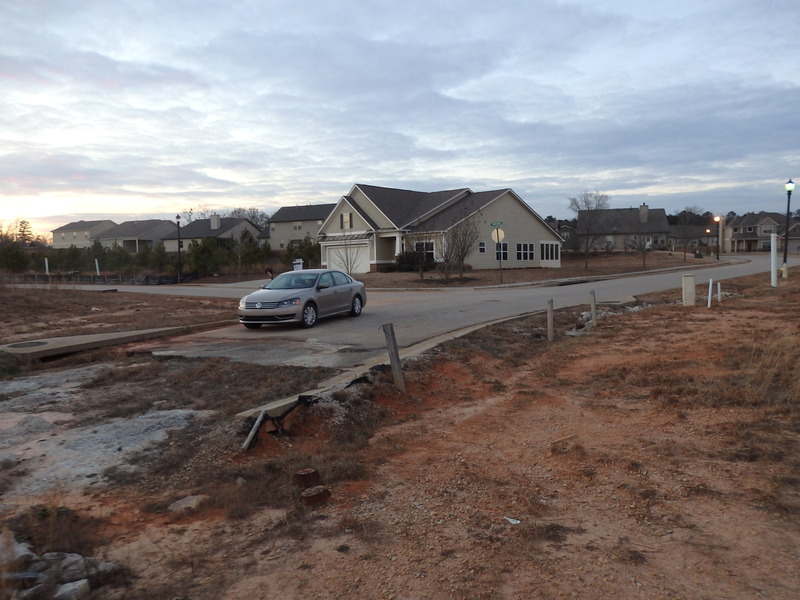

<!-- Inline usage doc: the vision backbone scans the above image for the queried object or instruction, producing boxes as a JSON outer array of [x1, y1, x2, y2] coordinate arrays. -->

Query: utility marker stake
[[707, 279, 713, 308], [717, 282, 722, 304], [382, 323, 406, 394], [590, 290, 598, 326], [547, 299, 554, 342]]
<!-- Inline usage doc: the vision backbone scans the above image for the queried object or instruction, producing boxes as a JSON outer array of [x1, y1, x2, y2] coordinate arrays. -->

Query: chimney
[[639, 203, 649, 223], [211, 214, 221, 230]]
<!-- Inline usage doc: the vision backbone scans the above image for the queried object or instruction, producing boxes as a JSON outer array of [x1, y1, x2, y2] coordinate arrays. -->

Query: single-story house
[[96, 220, 176, 253], [577, 204, 670, 251], [318, 184, 562, 274], [51, 220, 117, 249], [162, 214, 262, 252], [268, 204, 336, 250]]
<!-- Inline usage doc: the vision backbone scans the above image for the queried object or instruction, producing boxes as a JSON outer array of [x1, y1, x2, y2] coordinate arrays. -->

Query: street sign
[[490, 221, 503, 227]]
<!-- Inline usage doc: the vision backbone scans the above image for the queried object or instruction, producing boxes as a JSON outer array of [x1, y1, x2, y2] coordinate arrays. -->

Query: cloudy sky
[[2, 0, 799, 237]]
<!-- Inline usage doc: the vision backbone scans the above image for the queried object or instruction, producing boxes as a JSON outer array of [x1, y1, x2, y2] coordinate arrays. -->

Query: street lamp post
[[713, 215, 722, 259], [705, 228, 712, 257], [176, 214, 182, 284], [782, 179, 795, 278]]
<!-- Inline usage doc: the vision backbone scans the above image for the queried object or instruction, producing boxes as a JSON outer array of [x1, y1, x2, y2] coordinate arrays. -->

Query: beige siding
[[322, 203, 371, 235], [270, 220, 323, 249], [461, 192, 561, 269]]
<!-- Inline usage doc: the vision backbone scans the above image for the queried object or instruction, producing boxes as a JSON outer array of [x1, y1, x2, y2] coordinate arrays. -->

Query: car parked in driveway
[[237, 269, 366, 328]]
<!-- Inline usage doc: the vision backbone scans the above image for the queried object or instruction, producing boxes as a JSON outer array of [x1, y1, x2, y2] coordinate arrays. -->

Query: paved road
[[125, 254, 787, 369]]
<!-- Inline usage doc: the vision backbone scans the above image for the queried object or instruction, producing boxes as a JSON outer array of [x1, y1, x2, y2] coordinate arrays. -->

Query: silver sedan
[[237, 269, 367, 329]]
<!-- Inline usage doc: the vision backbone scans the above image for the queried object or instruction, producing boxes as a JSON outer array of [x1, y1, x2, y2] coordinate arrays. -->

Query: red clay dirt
[[1, 254, 798, 599]]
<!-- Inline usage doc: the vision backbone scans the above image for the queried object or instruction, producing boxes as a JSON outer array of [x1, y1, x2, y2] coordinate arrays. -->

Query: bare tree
[[675, 206, 704, 262], [225, 207, 269, 230], [328, 240, 365, 275], [569, 190, 610, 270], [442, 214, 481, 278]]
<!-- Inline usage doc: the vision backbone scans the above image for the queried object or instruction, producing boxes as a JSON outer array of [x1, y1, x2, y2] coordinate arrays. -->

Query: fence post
[[382, 323, 406, 394], [547, 299, 554, 342]]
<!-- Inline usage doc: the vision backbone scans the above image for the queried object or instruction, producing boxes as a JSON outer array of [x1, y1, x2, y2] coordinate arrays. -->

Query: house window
[[732, 227, 739, 233], [562, 231, 570, 239], [516, 242, 535, 261], [293, 221, 302, 231], [60, 233, 65, 241], [747, 226, 754, 232], [415, 241, 434, 261], [478, 241, 486, 253], [340, 213, 353, 230], [763, 226, 773, 234], [540, 243, 560, 261], [495, 242, 508, 261]]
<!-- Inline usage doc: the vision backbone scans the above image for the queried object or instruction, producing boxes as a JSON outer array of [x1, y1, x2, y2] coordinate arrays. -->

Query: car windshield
[[264, 272, 319, 290]]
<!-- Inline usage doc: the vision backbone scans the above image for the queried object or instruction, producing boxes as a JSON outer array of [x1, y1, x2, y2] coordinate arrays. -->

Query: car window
[[266, 273, 317, 289], [332, 271, 352, 286], [318, 273, 333, 288]]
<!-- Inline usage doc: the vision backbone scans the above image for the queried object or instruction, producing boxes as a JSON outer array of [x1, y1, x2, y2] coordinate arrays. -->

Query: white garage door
[[327, 243, 370, 274]]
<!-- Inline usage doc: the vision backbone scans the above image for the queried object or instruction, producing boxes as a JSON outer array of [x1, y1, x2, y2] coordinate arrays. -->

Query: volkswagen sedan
[[237, 269, 366, 329]]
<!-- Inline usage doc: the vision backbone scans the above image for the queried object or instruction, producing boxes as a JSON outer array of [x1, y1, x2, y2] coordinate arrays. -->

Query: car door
[[314, 272, 339, 317], [330, 270, 355, 313]]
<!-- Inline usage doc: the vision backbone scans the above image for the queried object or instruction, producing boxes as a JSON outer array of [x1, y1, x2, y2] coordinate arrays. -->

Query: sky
[[2, 0, 800, 239]]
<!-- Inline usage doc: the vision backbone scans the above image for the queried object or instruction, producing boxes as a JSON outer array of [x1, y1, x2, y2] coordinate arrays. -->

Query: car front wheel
[[350, 295, 363, 317], [301, 302, 318, 328]]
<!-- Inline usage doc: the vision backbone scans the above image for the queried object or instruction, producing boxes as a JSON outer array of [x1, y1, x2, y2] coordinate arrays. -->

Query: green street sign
[[490, 221, 503, 227]]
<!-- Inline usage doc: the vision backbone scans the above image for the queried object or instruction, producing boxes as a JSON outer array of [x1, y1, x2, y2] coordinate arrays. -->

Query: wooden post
[[382, 323, 406, 394], [590, 290, 598, 326], [547, 299, 554, 342], [241, 409, 266, 450]]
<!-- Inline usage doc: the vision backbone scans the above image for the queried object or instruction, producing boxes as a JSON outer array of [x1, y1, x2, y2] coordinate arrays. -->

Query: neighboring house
[[51, 220, 117, 249], [318, 183, 562, 274], [576, 204, 670, 251], [97, 220, 177, 253], [268, 204, 336, 250], [725, 212, 800, 254], [162, 214, 262, 252], [667, 224, 714, 252]]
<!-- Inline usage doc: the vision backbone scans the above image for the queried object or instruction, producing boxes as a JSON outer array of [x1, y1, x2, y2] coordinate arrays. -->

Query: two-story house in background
[[726, 212, 800, 254], [268, 204, 336, 250], [51, 220, 117, 249]]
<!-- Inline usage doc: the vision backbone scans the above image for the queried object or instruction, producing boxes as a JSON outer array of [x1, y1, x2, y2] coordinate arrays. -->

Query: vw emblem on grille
[[256, 302, 263, 309]]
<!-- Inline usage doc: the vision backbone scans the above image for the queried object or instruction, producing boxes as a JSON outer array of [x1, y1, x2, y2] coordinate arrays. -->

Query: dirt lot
[[0, 252, 798, 599]]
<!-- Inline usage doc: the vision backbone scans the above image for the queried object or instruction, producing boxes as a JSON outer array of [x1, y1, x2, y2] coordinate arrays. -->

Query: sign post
[[490, 222, 505, 283]]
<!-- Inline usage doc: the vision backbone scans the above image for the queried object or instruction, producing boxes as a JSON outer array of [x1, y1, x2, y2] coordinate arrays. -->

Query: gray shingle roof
[[100, 220, 174, 238], [353, 184, 469, 228], [577, 207, 670, 235], [270, 204, 336, 222], [51, 220, 116, 233], [163, 217, 254, 239]]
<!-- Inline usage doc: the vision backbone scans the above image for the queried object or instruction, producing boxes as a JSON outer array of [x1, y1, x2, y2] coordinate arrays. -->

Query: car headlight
[[238, 298, 246, 309], [277, 298, 301, 307]]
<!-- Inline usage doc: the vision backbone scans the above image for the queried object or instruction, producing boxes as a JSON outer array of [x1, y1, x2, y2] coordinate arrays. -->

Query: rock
[[53, 578, 90, 600], [0, 531, 36, 569], [168, 494, 209, 515], [0, 454, 18, 469], [41, 552, 120, 584]]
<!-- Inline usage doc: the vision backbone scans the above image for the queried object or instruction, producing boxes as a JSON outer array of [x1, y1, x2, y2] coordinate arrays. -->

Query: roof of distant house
[[270, 204, 336, 222]]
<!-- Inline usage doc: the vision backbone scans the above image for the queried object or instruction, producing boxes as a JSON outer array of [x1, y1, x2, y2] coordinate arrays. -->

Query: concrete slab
[[1, 327, 191, 360]]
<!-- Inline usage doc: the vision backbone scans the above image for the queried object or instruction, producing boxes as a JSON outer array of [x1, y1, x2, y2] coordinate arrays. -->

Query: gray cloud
[[1, 0, 799, 236]]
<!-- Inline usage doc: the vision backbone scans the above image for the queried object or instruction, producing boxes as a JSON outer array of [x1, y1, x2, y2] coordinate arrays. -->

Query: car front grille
[[243, 301, 280, 309]]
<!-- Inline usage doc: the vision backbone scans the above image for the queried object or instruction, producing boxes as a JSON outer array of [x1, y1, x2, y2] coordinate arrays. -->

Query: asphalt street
[[123, 254, 785, 369]]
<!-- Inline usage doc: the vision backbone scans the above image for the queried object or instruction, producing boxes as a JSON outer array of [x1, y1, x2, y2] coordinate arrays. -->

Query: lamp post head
[[714, 215, 721, 223], [786, 179, 795, 194]]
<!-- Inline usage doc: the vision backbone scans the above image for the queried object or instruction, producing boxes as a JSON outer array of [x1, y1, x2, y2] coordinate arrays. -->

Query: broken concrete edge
[[0, 320, 235, 360]]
